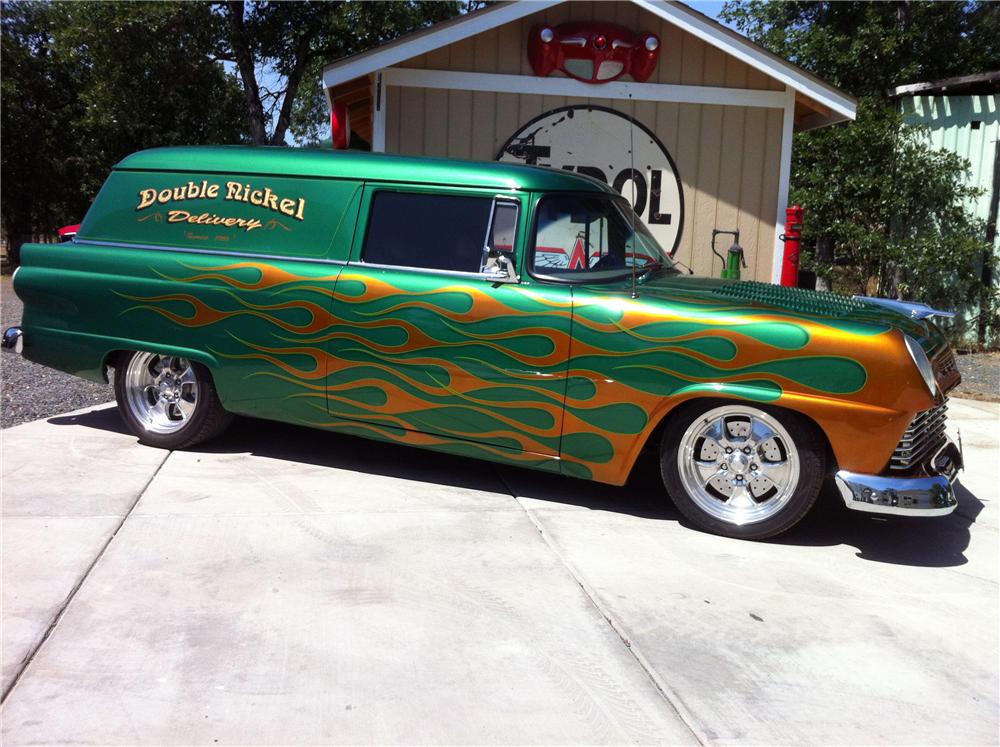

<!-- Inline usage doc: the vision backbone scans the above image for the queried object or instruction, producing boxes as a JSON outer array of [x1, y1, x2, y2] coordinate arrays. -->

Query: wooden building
[[321, 0, 856, 283]]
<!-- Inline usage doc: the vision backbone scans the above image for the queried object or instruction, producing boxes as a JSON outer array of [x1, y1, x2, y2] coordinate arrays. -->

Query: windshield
[[531, 193, 677, 282]]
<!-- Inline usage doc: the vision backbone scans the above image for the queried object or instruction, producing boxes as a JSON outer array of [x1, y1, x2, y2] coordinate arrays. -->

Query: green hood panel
[[616, 274, 943, 355]]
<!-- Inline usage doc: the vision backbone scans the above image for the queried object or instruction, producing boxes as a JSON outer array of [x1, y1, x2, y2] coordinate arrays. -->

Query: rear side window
[[363, 192, 496, 273]]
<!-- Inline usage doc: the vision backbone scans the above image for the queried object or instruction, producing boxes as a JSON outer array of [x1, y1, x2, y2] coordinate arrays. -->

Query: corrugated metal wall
[[382, 1, 787, 282], [901, 94, 1000, 238], [901, 93, 999, 344]]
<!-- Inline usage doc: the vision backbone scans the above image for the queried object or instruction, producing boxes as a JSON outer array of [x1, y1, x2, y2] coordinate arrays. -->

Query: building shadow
[[48, 405, 983, 568]]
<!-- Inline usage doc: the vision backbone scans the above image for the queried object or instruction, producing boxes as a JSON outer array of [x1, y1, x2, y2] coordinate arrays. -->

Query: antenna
[[628, 92, 638, 300]]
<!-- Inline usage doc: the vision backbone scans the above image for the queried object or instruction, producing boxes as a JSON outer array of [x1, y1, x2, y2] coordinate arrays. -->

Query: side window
[[534, 195, 615, 272], [363, 192, 495, 273], [531, 194, 667, 280]]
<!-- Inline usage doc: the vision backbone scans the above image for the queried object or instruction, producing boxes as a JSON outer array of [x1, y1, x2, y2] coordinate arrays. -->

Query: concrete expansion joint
[[0, 449, 173, 705], [492, 467, 708, 746]]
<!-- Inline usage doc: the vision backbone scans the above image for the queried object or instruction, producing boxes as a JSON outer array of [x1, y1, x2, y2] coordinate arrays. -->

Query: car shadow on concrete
[[48, 407, 984, 568]]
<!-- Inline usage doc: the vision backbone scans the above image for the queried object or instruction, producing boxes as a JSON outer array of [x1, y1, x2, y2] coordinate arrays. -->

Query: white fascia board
[[322, 0, 563, 90], [771, 87, 797, 284], [382, 67, 788, 109], [633, 0, 856, 121]]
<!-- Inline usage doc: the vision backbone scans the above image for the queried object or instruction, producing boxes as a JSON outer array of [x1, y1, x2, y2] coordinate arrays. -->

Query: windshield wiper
[[638, 262, 681, 279]]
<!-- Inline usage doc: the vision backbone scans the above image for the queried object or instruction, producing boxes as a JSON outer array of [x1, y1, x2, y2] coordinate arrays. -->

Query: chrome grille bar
[[889, 401, 949, 472]]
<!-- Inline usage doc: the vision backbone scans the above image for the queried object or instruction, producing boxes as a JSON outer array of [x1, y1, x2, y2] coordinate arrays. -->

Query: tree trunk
[[225, 0, 268, 145], [269, 33, 314, 146], [3, 233, 32, 271], [815, 235, 833, 292], [978, 126, 1000, 345]]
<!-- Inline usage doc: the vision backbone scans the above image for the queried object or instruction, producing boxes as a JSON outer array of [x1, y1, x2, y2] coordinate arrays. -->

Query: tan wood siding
[[401, 3, 783, 90], [384, 2, 786, 281]]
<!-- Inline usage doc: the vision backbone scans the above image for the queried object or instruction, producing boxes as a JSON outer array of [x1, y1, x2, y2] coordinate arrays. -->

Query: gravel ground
[[953, 350, 1000, 402], [1, 275, 113, 429], [1, 273, 997, 428]]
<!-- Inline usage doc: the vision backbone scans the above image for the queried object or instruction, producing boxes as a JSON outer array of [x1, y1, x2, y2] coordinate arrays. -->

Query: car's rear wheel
[[115, 351, 232, 449], [661, 401, 825, 539]]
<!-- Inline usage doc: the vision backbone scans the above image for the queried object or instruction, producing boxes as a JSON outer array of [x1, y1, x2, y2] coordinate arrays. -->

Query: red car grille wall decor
[[528, 21, 661, 84]]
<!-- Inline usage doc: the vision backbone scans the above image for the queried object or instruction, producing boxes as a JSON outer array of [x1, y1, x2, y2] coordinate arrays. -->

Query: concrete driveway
[[2, 398, 997, 745]]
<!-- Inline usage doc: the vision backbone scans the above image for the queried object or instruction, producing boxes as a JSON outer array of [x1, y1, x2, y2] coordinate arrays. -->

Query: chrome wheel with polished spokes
[[661, 402, 824, 539], [123, 352, 199, 434], [677, 406, 799, 527], [115, 350, 232, 449]]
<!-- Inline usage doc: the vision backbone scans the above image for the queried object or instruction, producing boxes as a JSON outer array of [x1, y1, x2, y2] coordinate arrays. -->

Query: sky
[[685, 1, 733, 26]]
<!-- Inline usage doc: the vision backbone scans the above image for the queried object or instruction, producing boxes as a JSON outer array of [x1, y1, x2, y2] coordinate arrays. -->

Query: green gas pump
[[711, 228, 747, 281]]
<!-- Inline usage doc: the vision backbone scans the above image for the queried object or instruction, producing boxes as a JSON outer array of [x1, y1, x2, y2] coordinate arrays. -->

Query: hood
[[625, 275, 948, 357]]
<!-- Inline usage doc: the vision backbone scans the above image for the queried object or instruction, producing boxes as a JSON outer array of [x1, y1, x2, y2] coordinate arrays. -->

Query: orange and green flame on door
[[119, 258, 927, 484]]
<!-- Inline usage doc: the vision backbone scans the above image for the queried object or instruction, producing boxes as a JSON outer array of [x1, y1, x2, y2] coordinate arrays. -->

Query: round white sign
[[498, 105, 684, 255]]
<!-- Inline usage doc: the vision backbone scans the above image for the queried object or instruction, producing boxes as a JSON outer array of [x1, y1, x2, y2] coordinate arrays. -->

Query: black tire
[[660, 400, 826, 540], [114, 350, 233, 449]]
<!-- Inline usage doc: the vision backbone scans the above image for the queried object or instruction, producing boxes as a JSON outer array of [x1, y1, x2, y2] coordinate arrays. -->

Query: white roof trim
[[322, 0, 856, 122], [323, 1, 562, 90], [632, 0, 855, 120]]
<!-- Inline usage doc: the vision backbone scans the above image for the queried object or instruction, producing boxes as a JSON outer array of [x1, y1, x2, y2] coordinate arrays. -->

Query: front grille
[[889, 401, 949, 472], [933, 348, 961, 393]]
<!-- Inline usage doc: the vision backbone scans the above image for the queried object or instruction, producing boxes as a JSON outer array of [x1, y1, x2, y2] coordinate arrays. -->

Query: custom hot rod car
[[3, 147, 963, 539]]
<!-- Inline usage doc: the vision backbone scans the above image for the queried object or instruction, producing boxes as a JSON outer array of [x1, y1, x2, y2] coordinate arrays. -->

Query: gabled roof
[[321, 0, 856, 125]]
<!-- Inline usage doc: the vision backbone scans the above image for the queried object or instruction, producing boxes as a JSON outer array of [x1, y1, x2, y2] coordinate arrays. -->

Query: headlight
[[904, 334, 936, 396]]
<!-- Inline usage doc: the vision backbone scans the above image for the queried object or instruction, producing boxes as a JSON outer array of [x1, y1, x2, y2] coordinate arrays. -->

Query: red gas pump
[[779, 205, 804, 287]]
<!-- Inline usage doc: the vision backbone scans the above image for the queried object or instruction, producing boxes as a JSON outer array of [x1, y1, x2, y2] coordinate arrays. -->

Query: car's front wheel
[[661, 401, 825, 539], [114, 351, 232, 449]]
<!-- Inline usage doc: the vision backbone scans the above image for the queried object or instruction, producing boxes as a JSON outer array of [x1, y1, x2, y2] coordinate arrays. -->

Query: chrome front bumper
[[2, 326, 23, 354], [835, 437, 963, 517]]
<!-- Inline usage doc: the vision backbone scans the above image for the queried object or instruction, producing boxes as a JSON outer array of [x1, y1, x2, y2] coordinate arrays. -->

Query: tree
[[1, 1, 246, 265], [721, 1, 999, 99], [216, 1, 462, 146], [721, 1, 1000, 340], [1, 2, 82, 264]]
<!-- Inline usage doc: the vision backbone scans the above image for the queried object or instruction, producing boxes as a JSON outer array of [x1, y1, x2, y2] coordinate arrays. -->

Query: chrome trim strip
[[352, 261, 512, 282], [72, 238, 348, 266], [853, 295, 956, 320]]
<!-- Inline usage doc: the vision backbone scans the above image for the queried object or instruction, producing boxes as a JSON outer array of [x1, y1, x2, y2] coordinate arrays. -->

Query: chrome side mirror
[[482, 250, 519, 283]]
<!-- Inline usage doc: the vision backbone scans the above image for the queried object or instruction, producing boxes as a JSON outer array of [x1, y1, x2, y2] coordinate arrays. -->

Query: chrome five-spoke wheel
[[677, 406, 799, 526], [114, 350, 232, 449], [123, 352, 198, 434], [661, 402, 824, 539]]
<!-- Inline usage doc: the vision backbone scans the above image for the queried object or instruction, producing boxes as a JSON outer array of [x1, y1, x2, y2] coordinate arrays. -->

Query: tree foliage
[[721, 1, 999, 98], [1, 1, 245, 262], [216, 1, 462, 145], [721, 1, 1000, 339], [1, 0, 464, 262]]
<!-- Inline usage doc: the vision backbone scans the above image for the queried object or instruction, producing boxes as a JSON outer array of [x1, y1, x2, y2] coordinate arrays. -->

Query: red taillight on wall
[[330, 101, 349, 150], [780, 205, 804, 287]]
